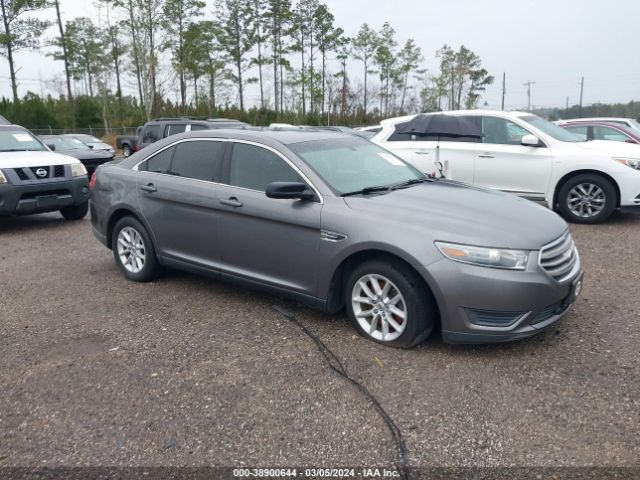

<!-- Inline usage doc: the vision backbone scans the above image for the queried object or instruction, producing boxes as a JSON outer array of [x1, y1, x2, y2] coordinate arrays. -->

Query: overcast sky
[[2, 0, 639, 111]]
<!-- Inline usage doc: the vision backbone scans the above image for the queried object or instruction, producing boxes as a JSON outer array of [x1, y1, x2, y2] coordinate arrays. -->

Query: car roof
[[380, 110, 534, 126], [184, 127, 353, 146]]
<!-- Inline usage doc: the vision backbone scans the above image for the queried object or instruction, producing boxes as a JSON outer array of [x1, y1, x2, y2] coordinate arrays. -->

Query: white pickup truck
[[373, 110, 640, 224], [0, 117, 90, 220]]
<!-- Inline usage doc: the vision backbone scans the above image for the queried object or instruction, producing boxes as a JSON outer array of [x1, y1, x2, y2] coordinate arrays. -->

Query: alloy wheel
[[117, 226, 146, 274], [567, 183, 606, 218], [351, 274, 407, 342]]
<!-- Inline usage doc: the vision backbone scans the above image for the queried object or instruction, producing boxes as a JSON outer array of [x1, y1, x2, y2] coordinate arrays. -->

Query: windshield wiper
[[341, 186, 391, 197], [391, 178, 431, 190]]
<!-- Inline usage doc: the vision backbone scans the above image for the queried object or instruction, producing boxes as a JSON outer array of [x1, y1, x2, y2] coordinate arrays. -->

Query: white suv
[[372, 110, 640, 224]]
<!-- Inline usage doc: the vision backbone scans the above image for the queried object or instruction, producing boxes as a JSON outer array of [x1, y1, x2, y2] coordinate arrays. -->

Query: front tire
[[60, 201, 88, 220], [345, 258, 436, 348], [557, 174, 617, 224], [111, 216, 162, 282]]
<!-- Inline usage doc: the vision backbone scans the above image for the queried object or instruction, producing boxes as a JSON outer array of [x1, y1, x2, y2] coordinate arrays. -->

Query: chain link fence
[[29, 127, 138, 138]]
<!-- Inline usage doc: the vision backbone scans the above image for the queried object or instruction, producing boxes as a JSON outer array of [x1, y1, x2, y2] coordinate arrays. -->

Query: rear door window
[[170, 140, 224, 182]]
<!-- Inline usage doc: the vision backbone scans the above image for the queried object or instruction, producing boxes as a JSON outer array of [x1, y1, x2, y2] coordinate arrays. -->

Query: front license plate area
[[36, 194, 59, 208]]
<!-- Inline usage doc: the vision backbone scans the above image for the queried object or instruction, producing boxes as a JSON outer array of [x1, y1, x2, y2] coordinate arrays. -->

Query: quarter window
[[228, 143, 301, 192], [170, 141, 224, 181], [565, 126, 588, 140], [164, 124, 187, 137], [482, 117, 530, 145]]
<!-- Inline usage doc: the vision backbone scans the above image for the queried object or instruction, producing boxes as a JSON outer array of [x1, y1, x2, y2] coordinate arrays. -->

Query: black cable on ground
[[272, 305, 410, 480]]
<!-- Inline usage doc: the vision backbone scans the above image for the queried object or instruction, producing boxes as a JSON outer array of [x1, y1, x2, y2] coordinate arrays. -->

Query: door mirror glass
[[521, 134, 541, 147], [265, 182, 314, 201]]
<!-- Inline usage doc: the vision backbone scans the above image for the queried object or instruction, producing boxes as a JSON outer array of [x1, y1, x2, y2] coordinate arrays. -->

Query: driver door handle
[[140, 183, 157, 193], [478, 153, 495, 159], [415, 150, 430, 155], [220, 197, 243, 208]]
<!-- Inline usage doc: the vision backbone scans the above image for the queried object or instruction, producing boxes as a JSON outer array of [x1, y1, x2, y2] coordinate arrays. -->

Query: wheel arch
[[324, 248, 442, 325], [106, 207, 153, 250], [553, 169, 621, 209]]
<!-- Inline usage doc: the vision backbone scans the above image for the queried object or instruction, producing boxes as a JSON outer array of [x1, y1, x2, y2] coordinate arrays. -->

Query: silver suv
[[89, 129, 583, 347]]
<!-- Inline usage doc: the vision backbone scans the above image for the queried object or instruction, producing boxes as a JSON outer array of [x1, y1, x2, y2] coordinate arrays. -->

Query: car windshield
[[44, 137, 91, 150], [289, 137, 424, 195], [0, 128, 46, 152], [74, 134, 101, 143], [520, 115, 585, 142]]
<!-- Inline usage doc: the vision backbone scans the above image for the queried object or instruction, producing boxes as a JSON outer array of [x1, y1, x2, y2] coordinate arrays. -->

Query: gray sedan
[[90, 129, 583, 347]]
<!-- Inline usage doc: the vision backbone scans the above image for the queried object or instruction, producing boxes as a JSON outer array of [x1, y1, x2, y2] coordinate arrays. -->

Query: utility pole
[[501, 72, 506, 110], [523, 80, 536, 111], [579, 77, 584, 117]]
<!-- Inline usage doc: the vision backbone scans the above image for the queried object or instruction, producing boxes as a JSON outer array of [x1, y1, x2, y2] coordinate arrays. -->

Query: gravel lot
[[1, 209, 639, 471]]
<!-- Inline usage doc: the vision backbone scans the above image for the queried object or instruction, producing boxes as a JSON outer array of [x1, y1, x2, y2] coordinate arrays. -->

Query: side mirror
[[46, 143, 56, 151], [88, 144, 94, 149], [521, 134, 541, 147], [266, 182, 315, 201]]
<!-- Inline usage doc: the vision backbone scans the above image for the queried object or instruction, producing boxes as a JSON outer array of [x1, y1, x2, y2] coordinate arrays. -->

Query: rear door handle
[[220, 197, 243, 208], [478, 153, 495, 158], [140, 183, 157, 193]]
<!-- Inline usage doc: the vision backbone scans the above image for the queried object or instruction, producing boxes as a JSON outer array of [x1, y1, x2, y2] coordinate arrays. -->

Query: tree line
[[1, 0, 495, 128]]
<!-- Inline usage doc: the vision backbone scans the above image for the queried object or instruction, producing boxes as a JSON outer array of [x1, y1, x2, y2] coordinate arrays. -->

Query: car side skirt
[[158, 255, 328, 312]]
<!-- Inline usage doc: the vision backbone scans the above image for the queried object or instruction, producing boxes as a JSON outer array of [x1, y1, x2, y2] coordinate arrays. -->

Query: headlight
[[71, 163, 88, 177], [613, 158, 640, 171], [0, 170, 6, 184], [435, 241, 529, 270]]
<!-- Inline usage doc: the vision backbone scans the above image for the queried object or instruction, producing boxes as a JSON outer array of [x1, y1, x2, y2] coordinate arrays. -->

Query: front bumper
[[423, 252, 582, 344], [0, 177, 90, 215]]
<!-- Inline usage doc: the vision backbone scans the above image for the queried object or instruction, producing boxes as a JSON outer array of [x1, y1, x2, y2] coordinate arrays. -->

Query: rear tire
[[111, 216, 162, 282], [60, 201, 88, 220], [557, 174, 617, 224], [122, 144, 132, 157], [345, 258, 436, 348]]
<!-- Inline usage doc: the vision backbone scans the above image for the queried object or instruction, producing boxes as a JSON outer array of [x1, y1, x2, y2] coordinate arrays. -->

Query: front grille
[[54, 165, 65, 177], [14, 168, 29, 181], [30, 166, 51, 179], [539, 232, 579, 282], [465, 309, 526, 328]]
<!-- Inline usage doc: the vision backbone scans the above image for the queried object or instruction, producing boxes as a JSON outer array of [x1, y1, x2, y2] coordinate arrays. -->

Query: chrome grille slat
[[540, 232, 579, 282]]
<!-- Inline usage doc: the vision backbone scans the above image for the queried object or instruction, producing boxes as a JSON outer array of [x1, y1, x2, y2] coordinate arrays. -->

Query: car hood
[[59, 149, 114, 161], [343, 181, 568, 250], [88, 142, 114, 150], [0, 150, 81, 169], [572, 140, 640, 157]]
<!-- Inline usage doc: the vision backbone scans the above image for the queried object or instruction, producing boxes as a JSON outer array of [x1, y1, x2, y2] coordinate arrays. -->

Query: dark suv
[[137, 118, 248, 151]]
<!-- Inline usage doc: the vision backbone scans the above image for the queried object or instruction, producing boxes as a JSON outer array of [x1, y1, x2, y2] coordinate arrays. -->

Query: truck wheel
[[112, 216, 162, 282], [557, 174, 617, 224], [122, 144, 132, 157], [60, 201, 88, 220], [345, 257, 436, 348]]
